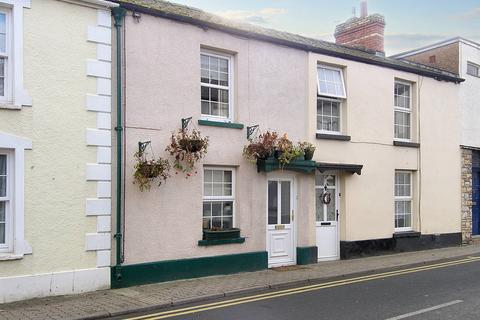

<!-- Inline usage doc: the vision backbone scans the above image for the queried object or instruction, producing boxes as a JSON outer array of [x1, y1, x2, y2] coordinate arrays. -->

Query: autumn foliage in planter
[[133, 152, 171, 192], [166, 128, 209, 177]]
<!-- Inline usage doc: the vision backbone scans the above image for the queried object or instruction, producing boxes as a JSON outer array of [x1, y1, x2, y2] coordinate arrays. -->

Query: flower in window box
[[242, 130, 278, 163], [298, 141, 316, 160]]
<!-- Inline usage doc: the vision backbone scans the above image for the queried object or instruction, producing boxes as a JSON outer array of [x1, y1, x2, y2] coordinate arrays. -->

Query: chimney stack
[[360, 1, 367, 18], [334, 1, 386, 54]]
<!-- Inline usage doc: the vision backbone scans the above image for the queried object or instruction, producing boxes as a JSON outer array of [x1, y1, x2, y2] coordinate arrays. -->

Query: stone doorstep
[[2, 244, 480, 320]]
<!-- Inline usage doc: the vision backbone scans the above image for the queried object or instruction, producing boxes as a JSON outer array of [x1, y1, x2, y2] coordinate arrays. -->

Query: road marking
[[385, 300, 463, 320], [126, 256, 480, 320]]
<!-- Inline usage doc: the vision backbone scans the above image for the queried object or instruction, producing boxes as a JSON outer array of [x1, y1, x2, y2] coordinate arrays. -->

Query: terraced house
[[392, 37, 480, 245], [0, 0, 118, 303], [109, 0, 464, 289]]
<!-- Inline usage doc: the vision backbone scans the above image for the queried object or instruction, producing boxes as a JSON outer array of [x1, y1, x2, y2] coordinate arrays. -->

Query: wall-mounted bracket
[[182, 117, 192, 130], [246, 125, 259, 140], [138, 141, 151, 157]]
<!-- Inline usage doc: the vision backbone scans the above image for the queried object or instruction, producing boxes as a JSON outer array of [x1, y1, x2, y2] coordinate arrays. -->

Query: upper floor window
[[0, 9, 11, 102], [467, 62, 479, 77], [317, 65, 345, 134], [201, 51, 233, 121], [394, 81, 411, 141], [203, 168, 234, 230], [317, 65, 346, 99]]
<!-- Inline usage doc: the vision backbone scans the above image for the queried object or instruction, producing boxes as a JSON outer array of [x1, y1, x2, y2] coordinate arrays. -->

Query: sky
[[172, 0, 480, 55]]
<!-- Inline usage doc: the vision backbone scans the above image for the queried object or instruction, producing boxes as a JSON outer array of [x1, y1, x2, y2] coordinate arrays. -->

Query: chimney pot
[[360, 1, 368, 18]]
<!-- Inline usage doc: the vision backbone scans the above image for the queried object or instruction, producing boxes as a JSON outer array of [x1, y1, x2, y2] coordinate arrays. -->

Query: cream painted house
[[110, 0, 464, 289], [392, 37, 480, 244], [0, 0, 118, 303]]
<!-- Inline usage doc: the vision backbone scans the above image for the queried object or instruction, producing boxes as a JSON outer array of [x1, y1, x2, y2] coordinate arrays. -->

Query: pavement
[[1, 244, 480, 320]]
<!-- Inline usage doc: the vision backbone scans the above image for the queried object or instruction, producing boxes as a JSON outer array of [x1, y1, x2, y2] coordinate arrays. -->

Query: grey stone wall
[[461, 148, 473, 244]]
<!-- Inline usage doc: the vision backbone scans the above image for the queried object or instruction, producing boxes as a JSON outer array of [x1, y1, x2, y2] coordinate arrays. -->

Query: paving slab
[[0, 244, 479, 320]]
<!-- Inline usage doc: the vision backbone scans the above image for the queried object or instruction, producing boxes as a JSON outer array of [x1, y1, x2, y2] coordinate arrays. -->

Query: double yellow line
[[126, 256, 480, 320]]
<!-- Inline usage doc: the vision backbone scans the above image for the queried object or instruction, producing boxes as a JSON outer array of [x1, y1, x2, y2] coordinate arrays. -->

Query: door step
[[271, 265, 309, 272]]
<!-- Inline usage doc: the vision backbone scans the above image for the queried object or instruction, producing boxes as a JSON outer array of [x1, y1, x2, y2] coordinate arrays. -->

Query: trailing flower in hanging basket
[[133, 152, 171, 192], [166, 128, 209, 176]]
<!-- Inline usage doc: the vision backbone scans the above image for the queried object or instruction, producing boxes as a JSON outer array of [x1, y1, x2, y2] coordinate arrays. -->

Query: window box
[[198, 119, 244, 129], [198, 237, 245, 246], [257, 157, 317, 173], [203, 228, 241, 241]]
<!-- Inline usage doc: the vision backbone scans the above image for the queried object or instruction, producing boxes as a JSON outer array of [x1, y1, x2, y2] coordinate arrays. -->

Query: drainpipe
[[112, 6, 126, 282]]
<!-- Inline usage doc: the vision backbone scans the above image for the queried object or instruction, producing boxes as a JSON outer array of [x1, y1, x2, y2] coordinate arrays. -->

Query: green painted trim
[[296, 246, 318, 265], [111, 251, 268, 288], [198, 237, 246, 246], [112, 7, 126, 281], [257, 158, 317, 173], [198, 119, 245, 129]]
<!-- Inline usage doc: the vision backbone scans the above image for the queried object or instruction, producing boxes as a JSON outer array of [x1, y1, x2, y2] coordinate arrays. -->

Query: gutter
[[60, 0, 118, 8], [113, 2, 464, 84], [112, 6, 126, 282]]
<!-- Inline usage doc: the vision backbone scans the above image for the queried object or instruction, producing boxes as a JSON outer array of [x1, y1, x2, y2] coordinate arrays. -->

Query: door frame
[[472, 168, 480, 236], [266, 172, 297, 268], [315, 172, 340, 261]]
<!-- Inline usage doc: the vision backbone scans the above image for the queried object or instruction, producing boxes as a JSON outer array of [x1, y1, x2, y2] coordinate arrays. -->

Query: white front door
[[267, 178, 295, 267], [315, 173, 340, 261]]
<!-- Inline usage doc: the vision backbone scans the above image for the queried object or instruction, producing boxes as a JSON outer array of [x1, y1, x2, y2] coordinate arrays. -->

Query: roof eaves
[[114, 0, 464, 83]]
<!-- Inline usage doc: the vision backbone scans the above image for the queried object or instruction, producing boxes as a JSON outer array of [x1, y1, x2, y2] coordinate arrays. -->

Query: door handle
[[336, 210, 339, 220]]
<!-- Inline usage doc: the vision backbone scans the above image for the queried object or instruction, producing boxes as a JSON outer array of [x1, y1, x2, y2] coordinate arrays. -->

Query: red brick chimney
[[334, 1, 386, 54]]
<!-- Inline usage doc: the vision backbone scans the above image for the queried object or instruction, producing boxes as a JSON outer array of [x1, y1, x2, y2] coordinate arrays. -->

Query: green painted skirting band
[[111, 251, 268, 288], [198, 237, 246, 246], [198, 119, 245, 129], [296, 246, 318, 265]]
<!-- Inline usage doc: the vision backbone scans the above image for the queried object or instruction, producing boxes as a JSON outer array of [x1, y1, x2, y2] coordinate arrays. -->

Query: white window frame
[[316, 97, 342, 135], [394, 171, 413, 232], [466, 61, 479, 77], [316, 64, 347, 99], [202, 167, 236, 230], [394, 80, 412, 142], [0, 131, 31, 259], [200, 49, 234, 123], [0, 7, 12, 103], [0, 150, 13, 252], [0, 0, 31, 108]]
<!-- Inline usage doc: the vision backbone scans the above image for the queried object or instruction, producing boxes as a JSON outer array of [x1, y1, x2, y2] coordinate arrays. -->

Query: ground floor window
[[395, 171, 412, 231], [0, 151, 12, 252], [315, 173, 337, 222], [203, 167, 234, 229]]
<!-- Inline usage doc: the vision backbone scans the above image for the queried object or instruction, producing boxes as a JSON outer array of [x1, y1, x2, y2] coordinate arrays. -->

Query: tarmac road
[[115, 256, 480, 320]]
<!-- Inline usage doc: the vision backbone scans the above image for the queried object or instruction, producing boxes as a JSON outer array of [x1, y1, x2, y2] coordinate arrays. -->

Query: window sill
[[393, 231, 421, 238], [198, 119, 244, 129], [393, 141, 420, 148], [0, 254, 23, 261], [316, 133, 351, 141], [0, 104, 22, 110], [198, 237, 246, 246]]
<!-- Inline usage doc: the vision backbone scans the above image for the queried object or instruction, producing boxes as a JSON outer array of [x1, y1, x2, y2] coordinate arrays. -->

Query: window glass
[[0, 154, 5, 197], [280, 181, 291, 224], [317, 99, 341, 133], [394, 81, 412, 140], [203, 169, 234, 230], [0, 13, 5, 54], [395, 172, 412, 230], [201, 53, 231, 119], [317, 66, 345, 98], [268, 181, 278, 225], [0, 202, 4, 244]]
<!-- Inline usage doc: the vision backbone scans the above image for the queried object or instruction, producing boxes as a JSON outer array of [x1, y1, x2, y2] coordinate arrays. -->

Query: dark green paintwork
[[296, 246, 318, 265], [111, 251, 268, 288], [112, 7, 126, 281], [198, 119, 245, 129], [198, 237, 246, 246], [257, 158, 317, 173]]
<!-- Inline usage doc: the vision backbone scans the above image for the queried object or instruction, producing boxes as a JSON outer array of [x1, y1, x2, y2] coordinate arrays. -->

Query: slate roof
[[111, 0, 464, 83]]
